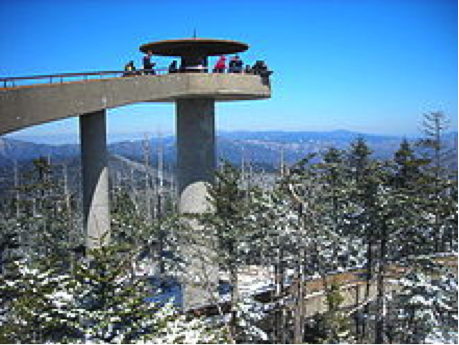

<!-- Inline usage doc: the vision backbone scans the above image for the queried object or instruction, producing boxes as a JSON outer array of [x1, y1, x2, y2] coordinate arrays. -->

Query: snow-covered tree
[[387, 260, 458, 344]]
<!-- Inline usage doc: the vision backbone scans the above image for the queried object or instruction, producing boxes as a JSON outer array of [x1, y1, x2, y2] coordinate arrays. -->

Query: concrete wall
[[0, 73, 271, 134]]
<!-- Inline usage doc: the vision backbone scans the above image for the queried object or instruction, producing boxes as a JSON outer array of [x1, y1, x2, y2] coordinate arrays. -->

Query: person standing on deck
[[143, 51, 156, 75], [228, 55, 243, 73], [213, 55, 226, 73]]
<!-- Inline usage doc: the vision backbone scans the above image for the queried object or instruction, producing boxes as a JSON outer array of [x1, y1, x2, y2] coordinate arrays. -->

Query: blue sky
[[1, 0, 457, 143]]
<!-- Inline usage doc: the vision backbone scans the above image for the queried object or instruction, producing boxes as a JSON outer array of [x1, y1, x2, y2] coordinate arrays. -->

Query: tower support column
[[80, 110, 110, 250], [176, 98, 218, 309], [177, 98, 216, 212]]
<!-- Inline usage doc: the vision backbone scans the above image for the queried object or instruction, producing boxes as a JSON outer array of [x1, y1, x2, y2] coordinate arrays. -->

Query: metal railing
[[0, 65, 269, 89], [0, 68, 171, 88]]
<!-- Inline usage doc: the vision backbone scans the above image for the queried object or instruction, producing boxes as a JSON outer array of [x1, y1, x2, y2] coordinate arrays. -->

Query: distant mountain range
[[1, 130, 457, 171]]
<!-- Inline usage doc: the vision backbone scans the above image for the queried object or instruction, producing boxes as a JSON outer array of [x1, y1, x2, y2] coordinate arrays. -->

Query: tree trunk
[[230, 264, 239, 336], [362, 232, 373, 340], [293, 251, 305, 344], [374, 224, 387, 344]]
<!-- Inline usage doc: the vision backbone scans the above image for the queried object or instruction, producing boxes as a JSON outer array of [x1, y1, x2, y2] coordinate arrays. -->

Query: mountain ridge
[[1, 130, 457, 169]]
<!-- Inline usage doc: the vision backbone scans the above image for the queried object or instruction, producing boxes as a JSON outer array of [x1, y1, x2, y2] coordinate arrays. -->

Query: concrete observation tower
[[0, 37, 271, 308], [139, 37, 270, 215], [140, 38, 271, 307]]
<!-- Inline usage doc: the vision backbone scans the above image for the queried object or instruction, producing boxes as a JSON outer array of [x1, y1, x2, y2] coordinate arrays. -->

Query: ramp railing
[[0, 68, 174, 88]]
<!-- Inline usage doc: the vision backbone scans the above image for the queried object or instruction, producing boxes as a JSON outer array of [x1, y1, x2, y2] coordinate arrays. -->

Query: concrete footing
[[80, 110, 111, 250]]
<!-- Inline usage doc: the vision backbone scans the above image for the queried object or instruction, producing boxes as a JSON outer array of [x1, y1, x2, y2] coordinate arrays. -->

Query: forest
[[0, 111, 457, 344]]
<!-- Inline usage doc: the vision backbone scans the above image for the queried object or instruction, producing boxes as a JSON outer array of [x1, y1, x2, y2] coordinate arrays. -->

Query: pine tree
[[280, 150, 363, 343], [348, 136, 373, 185], [198, 161, 259, 339], [346, 137, 378, 340], [69, 243, 161, 343], [393, 138, 425, 189], [10, 158, 78, 266], [303, 282, 352, 343], [0, 242, 225, 343], [416, 111, 458, 252], [388, 259, 458, 343], [389, 139, 434, 256], [0, 257, 79, 343]]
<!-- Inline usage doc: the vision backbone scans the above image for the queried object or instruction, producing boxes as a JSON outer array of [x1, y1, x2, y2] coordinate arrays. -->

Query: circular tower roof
[[139, 38, 249, 57]]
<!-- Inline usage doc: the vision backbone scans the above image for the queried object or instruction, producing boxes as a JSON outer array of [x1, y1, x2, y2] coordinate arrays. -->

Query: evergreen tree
[[303, 282, 352, 344], [387, 259, 458, 343], [389, 139, 434, 256], [0, 244, 225, 343], [198, 161, 261, 339], [348, 136, 373, 185], [8, 158, 78, 266], [393, 138, 425, 189], [346, 138, 378, 340], [416, 111, 458, 252], [0, 258, 79, 343]]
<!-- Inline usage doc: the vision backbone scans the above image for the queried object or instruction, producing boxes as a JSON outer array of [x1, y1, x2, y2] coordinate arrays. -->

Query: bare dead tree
[[142, 133, 153, 222], [13, 160, 20, 218]]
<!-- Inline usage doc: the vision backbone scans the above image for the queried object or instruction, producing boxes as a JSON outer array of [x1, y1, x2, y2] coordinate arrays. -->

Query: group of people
[[213, 55, 272, 77], [213, 55, 244, 73], [123, 51, 156, 76], [123, 52, 271, 77]]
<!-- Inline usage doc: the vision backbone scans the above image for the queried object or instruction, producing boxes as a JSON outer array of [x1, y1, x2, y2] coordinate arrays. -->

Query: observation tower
[[140, 37, 271, 308], [139, 37, 270, 215], [0, 37, 271, 308]]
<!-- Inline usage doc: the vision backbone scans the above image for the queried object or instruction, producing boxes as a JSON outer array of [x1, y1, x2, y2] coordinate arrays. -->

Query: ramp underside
[[0, 73, 271, 134]]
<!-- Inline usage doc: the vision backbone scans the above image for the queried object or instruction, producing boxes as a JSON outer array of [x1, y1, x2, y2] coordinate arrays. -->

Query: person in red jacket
[[213, 55, 226, 73]]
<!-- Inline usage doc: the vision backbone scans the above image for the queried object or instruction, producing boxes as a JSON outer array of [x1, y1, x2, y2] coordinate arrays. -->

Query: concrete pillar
[[80, 110, 111, 250], [176, 98, 218, 309], [177, 98, 215, 213]]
